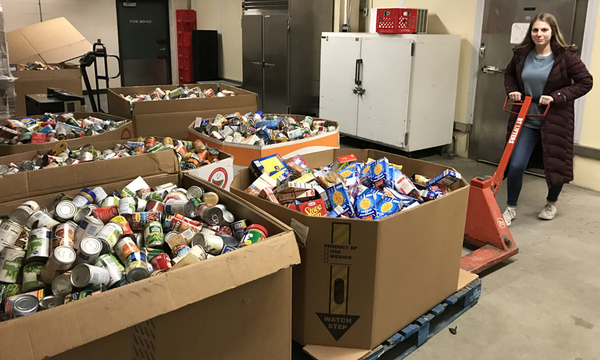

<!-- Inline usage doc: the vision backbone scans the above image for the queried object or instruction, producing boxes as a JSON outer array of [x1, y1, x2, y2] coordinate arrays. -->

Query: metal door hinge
[[404, 132, 409, 145], [287, 18, 291, 30], [411, 43, 415, 56]]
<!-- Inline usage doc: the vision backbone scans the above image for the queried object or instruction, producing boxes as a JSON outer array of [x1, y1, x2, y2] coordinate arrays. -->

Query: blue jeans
[[506, 126, 563, 206]]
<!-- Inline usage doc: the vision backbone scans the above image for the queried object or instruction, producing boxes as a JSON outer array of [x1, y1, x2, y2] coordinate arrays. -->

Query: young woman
[[503, 13, 592, 226]]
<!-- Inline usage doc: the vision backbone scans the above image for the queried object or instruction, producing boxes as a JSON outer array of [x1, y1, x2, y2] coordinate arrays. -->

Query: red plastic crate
[[376, 8, 427, 34]]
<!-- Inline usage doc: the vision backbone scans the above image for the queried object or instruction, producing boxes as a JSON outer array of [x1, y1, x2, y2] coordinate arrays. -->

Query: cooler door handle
[[354, 59, 363, 86]]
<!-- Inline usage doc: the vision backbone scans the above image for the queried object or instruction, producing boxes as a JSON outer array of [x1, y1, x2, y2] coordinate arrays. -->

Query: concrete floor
[[336, 138, 600, 360]]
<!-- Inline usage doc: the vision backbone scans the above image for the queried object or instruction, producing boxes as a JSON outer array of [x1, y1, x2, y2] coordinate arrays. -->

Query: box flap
[[457, 269, 478, 291], [303, 345, 370, 360], [7, 17, 92, 64]]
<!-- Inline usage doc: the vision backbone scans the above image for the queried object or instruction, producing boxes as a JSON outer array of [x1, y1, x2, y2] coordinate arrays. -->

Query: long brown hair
[[515, 13, 578, 52]]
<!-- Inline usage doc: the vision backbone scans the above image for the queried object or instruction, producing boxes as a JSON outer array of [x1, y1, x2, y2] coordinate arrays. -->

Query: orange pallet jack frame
[[461, 96, 550, 273]]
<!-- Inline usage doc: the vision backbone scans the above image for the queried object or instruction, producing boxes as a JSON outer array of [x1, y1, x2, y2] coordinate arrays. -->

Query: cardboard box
[[0, 140, 180, 203], [107, 83, 258, 139], [231, 148, 470, 350], [12, 66, 83, 118], [0, 173, 301, 360], [188, 114, 340, 173], [6, 17, 92, 65], [0, 112, 135, 157]]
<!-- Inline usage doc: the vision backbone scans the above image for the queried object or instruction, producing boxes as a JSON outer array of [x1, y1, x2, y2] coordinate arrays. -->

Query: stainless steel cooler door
[[263, 14, 290, 114], [242, 15, 264, 110]]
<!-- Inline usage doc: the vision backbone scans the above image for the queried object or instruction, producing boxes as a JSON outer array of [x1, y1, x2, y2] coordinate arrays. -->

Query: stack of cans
[[0, 176, 268, 321], [0, 112, 129, 145], [192, 111, 337, 146], [118, 84, 234, 108], [0, 136, 222, 176]]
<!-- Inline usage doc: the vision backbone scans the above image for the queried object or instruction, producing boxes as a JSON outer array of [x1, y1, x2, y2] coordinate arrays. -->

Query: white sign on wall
[[510, 23, 530, 45]]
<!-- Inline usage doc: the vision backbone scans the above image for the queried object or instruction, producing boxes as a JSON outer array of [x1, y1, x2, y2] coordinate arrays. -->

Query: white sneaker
[[503, 207, 517, 227], [538, 204, 557, 220]]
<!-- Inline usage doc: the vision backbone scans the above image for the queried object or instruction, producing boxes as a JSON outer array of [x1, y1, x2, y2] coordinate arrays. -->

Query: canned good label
[[0, 221, 23, 250], [0, 247, 26, 283], [52, 223, 76, 250], [125, 252, 148, 272], [150, 253, 172, 271], [22, 263, 45, 291], [96, 223, 123, 249], [143, 222, 164, 247], [27, 211, 59, 230], [94, 254, 124, 287], [26, 228, 51, 260], [114, 238, 140, 262]]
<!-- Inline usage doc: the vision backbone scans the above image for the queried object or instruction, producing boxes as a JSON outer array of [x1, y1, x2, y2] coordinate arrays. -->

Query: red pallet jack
[[461, 96, 550, 273]]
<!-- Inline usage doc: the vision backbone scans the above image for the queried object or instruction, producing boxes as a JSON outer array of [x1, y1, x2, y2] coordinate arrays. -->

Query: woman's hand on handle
[[508, 91, 522, 102], [539, 95, 554, 106]]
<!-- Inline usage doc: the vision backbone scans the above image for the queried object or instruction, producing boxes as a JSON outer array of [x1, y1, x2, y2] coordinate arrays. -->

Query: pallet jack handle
[[489, 96, 551, 196]]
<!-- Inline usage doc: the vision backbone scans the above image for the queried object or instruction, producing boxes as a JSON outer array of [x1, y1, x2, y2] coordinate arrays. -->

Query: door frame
[[115, 0, 173, 86], [465, 0, 598, 145]]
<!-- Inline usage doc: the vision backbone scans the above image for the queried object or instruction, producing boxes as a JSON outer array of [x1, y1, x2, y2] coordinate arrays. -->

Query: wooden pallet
[[293, 278, 482, 360]]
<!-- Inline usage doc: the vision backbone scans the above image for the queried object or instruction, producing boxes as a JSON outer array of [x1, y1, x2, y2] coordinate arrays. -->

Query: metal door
[[357, 37, 412, 148], [471, 0, 581, 164], [116, 0, 171, 86], [242, 15, 264, 110], [319, 35, 362, 136], [263, 14, 290, 113]]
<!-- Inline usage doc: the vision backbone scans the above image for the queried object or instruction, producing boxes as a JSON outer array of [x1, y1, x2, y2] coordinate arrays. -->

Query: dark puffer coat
[[504, 40, 593, 186]]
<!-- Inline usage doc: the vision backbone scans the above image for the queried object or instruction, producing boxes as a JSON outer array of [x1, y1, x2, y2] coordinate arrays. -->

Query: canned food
[[74, 237, 103, 265], [27, 210, 60, 230], [25, 228, 51, 264], [136, 199, 148, 212], [231, 220, 248, 240], [196, 203, 223, 226], [0, 220, 24, 252], [101, 196, 119, 207], [96, 222, 123, 251], [52, 221, 77, 250], [91, 187, 108, 205], [94, 254, 124, 287], [10, 295, 39, 318], [72, 188, 97, 209], [74, 215, 104, 245], [190, 233, 226, 255], [150, 253, 172, 271], [114, 237, 140, 263], [172, 244, 191, 258], [164, 200, 195, 217], [162, 137, 174, 147], [143, 221, 164, 247], [70, 263, 110, 288], [39, 295, 64, 310], [118, 197, 136, 215], [145, 200, 165, 213], [22, 262, 45, 292], [144, 137, 157, 150], [55, 200, 77, 222], [0, 247, 26, 283], [92, 205, 120, 224], [238, 224, 268, 248], [201, 192, 219, 206], [51, 272, 72, 297], [125, 212, 161, 233], [125, 252, 150, 283], [167, 214, 201, 233], [9, 200, 40, 226], [73, 207, 93, 224], [186, 185, 204, 200], [41, 246, 76, 284], [109, 216, 134, 236]]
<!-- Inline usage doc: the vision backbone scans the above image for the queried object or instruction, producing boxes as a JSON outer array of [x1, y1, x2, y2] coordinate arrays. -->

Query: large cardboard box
[[0, 140, 235, 203], [0, 112, 134, 157], [188, 114, 340, 173], [231, 148, 470, 351], [107, 83, 258, 139], [7, 17, 91, 117], [0, 173, 301, 360], [0, 140, 180, 203], [12, 66, 83, 118]]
